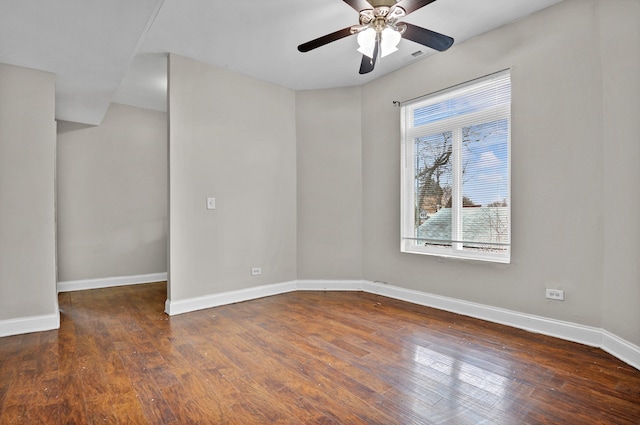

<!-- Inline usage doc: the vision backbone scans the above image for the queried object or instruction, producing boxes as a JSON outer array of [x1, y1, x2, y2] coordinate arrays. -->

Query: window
[[401, 70, 511, 263]]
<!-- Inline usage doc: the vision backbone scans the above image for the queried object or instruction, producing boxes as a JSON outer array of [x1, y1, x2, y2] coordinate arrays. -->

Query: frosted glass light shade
[[380, 27, 401, 58], [357, 28, 376, 58]]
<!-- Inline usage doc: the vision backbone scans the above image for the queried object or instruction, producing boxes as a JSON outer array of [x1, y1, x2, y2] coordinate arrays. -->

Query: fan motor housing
[[368, 0, 400, 8]]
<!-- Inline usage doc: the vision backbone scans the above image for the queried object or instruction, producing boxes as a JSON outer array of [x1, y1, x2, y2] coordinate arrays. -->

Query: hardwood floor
[[1, 282, 639, 424]]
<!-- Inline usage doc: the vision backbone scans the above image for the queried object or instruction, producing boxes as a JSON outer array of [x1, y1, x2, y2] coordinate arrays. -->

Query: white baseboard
[[601, 330, 640, 370], [361, 280, 638, 370], [0, 312, 60, 338], [166, 278, 637, 370], [362, 281, 603, 347], [72, 276, 636, 371], [165, 280, 363, 316], [57, 272, 167, 293], [296, 279, 365, 291], [165, 281, 297, 316]]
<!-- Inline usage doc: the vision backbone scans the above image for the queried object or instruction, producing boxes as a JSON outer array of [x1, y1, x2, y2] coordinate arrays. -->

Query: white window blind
[[401, 70, 511, 263]]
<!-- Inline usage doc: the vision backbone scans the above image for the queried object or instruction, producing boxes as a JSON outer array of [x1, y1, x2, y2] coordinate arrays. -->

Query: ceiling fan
[[298, 0, 454, 75]]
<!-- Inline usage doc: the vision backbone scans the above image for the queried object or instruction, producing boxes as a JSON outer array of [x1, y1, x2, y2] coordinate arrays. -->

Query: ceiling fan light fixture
[[296, 0, 453, 75]]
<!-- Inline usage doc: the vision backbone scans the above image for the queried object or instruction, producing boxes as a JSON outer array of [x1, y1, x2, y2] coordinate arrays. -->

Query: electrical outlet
[[251, 267, 261, 276], [545, 288, 564, 301]]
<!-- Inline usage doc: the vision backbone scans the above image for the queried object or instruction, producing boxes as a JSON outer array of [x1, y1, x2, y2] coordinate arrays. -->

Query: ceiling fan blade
[[401, 22, 454, 51], [359, 39, 379, 74], [298, 27, 355, 52], [343, 0, 373, 12], [395, 0, 437, 15]]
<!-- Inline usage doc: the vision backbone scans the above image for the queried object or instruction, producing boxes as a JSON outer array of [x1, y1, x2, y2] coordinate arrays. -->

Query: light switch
[[206, 197, 216, 210]]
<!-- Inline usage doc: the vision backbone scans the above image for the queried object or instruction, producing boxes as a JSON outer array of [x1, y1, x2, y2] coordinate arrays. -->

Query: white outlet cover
[[545, 288, 565, 301], [206, 197, 216, 210]]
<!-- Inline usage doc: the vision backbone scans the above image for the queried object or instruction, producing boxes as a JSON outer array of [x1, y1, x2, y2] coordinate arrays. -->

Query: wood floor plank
[[1, 282, 639, 424], [58, 370, 89, 424]]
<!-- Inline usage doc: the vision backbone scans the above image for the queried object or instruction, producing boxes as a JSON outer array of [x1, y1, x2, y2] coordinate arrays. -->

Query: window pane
[[461, 119, 509, 252], [414, 132, 452, 247]]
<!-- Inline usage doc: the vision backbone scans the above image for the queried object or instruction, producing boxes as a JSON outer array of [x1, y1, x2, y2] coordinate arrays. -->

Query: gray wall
[[167, 54, 297, 301], [57, 103, 168, 282], [357, 0, 638, 345], [599, 0, 640, 345], [0, 64, 57, 321], [296, 87, 363, 280], [162, 0, 638, 347], [3, 0, 636, 350]]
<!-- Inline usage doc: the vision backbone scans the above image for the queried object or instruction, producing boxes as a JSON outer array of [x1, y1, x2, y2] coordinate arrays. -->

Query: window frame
[[400, 70, 511, 263]]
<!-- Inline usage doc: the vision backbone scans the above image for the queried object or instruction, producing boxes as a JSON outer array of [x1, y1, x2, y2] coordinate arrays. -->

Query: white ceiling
[[1, 0, 563, 125]]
